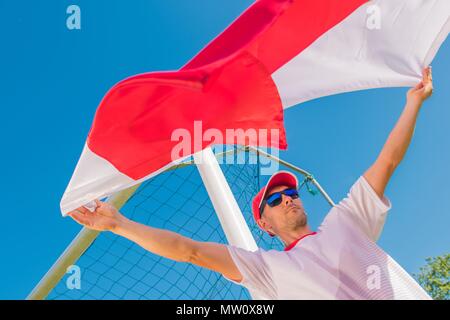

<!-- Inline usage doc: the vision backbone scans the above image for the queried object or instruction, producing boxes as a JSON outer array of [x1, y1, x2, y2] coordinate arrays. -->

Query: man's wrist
[[113, 214, 132, 234], [405, 98, 423, 112]]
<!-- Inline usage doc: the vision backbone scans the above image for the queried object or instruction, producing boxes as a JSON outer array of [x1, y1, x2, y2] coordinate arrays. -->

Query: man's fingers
[[77, 206, 90, 214], [414, 81, 424, 90], [67, 207, 87, 216], [94, 199, 103, 208], [68, 211, 91, 226], [425, 67, 433, 91], [422, 67, 429, 82], [423, 66, 432, 83]]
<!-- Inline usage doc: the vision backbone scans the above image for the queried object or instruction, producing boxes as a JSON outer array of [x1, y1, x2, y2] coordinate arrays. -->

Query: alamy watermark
[[66, 264, 81, 290], [366, 264, 381, 290], [66, 5, 81, 30], [171, 121, 281, 175], [366, 4, 381, 30]]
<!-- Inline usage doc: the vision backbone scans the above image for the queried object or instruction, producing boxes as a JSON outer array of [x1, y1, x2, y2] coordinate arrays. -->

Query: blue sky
[[0, 1, 449, 299]]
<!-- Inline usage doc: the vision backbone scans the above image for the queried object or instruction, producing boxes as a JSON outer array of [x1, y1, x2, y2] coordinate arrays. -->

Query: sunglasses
[[259, 188, 299, 217]]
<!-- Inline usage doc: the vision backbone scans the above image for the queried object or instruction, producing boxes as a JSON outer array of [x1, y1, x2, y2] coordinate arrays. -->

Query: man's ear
[[257, 217, 274, 236], [257, 218, 265, 230]]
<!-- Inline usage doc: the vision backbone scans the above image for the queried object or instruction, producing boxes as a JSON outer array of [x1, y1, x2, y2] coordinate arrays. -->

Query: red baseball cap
[[252, 171, 299, 237]]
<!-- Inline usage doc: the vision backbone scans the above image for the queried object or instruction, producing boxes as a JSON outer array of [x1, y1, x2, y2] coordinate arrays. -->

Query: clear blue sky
[[0, 1, 448, 299]]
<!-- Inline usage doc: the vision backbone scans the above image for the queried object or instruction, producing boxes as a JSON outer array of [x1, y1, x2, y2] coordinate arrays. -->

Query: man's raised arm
[[68, 200, 243, 282], [364, 67, 434, 199]]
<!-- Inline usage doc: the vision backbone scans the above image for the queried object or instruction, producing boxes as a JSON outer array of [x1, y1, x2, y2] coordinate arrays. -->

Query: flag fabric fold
[[61, 0, 449, 215]]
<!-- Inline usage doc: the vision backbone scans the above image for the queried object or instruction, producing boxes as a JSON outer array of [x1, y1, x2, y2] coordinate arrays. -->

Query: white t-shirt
[[224, 176, 431, 300]]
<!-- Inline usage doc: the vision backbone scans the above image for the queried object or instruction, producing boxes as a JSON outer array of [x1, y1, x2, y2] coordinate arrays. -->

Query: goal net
[[29, 146, 333, 300]]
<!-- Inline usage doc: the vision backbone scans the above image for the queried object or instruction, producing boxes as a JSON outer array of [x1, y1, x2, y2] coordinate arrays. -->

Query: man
[[68, 67, 434, 300]]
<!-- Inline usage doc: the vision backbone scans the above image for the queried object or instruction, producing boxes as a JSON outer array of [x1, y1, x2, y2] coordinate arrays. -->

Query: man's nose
[[283, 194, 294, 205]]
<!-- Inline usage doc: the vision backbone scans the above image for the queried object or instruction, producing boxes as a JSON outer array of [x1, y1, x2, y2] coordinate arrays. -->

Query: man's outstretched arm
[[68, 200, 243, 282], [364, 67, 434, 199]]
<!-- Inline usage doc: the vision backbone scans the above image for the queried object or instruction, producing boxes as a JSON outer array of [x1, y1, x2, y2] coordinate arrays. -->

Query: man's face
[[258, 184, 307, 236]]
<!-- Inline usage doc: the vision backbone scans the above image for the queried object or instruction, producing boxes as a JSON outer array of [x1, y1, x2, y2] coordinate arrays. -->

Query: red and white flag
[[61, 0, 450, 215]]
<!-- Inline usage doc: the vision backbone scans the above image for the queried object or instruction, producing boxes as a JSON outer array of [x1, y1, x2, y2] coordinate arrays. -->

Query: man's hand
[[407, 66, 433, 105], [68, 199, 128, 232]]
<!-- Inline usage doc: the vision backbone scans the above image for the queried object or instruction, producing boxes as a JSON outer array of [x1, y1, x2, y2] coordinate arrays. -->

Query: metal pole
[[246, 146, 336, 206], [26, 184, 140, 300], [194, 147, 264, 300]]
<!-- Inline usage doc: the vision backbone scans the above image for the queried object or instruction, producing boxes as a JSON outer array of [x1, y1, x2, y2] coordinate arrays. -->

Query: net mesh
[[48, 147, 321, 300]]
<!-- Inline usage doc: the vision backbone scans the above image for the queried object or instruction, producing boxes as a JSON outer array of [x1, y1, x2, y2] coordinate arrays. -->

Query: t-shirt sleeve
[[328, 175, 392, 242], [222, 244, 277, 299]]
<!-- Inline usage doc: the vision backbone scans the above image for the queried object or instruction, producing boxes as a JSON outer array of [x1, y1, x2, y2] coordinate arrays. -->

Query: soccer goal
[[27, 146, 335, 300]]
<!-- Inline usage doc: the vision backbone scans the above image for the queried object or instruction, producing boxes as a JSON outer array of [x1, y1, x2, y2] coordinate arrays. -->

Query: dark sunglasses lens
[[284, 189, 299, 199], [267, 193, 282, 207]]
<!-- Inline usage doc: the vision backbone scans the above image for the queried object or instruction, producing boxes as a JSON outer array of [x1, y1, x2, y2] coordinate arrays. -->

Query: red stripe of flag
[[86, 0, 367, 180]]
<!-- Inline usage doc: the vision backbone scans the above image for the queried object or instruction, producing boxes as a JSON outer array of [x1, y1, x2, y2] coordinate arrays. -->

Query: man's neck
[[280, 225, 314, 249]]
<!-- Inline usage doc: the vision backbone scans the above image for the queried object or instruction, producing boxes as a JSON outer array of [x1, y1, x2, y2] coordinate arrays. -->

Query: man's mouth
[[286, 205, 299, 213]]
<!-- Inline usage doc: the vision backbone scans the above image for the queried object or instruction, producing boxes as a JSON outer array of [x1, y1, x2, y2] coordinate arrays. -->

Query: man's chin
[[288, 209, 307, 227], [298, 214, 307, 227], [297, 209, 308, 226]]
